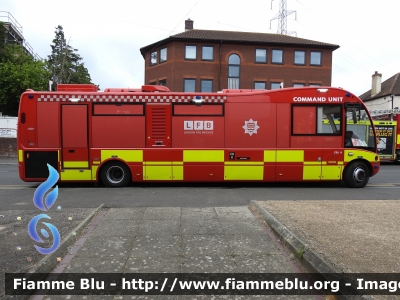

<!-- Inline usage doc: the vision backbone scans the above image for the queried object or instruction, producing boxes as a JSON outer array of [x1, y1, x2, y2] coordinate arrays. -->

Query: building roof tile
[[359, 73, 400, 101], [140, 29, 339, 57]]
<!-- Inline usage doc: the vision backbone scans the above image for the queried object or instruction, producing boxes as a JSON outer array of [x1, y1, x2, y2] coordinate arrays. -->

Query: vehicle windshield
[[344, 104, 377, 153]]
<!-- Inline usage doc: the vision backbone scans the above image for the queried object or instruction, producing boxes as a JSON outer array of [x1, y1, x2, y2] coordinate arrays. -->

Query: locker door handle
[[68, 149, 75, 153]]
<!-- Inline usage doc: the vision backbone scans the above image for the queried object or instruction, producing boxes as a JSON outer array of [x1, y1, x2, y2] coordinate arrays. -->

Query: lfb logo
[[242, 118, 260, 136], [184, 120, 214, 131], [28, 164, 60, 255]]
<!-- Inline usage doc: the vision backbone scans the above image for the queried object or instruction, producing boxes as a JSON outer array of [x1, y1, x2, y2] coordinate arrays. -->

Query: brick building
[[140, 19, 339, 92]]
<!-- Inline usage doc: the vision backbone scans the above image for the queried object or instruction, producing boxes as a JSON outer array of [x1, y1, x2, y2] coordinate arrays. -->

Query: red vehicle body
[[17, 85, 380, 188]]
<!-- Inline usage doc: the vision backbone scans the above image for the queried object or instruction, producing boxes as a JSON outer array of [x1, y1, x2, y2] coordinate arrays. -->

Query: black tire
[[100, 161, 131, 187], [343, 161, 369, 188]]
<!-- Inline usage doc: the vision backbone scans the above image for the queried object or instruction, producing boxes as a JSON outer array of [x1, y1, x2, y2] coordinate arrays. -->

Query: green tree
[[47, 25, 95, 90], [0, 42, 50, 116]]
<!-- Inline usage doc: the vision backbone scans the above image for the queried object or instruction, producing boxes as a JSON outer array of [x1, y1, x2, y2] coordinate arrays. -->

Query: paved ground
[[0, 208, 95, 298], [2, 157, 399, 299], [257, 200, 400, 274], [3, 201, 399, 299], [2, 206, 325, 300], [256, 200, 400, 300]]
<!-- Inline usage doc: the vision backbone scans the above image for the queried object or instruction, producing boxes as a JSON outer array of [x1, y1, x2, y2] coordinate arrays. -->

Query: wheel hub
[[106, 166, 124, 184], [353, 167, 366, 183]]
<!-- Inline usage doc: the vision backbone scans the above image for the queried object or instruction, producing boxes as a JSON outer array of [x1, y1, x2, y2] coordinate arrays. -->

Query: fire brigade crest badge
[[242, 119, 260, 136]]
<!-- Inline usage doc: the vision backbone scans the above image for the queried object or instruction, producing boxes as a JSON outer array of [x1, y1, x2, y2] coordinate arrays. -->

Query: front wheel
[[343, 161, 369, 188], [100, 161, 131, 187]]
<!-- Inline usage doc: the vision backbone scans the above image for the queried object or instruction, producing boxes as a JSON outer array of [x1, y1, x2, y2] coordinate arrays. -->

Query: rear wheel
[[343, 161, 369, 188], [100, 161, 131, 187]]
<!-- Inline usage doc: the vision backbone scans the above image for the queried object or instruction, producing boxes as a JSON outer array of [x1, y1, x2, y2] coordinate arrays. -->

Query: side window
[[184, 79, 196, 92], [228, 54, 240, 89], [202, 46, 213, 60], [294, 50, 305, 65], [201, 79, 213, 92], [310, 51, 322, 66], [185, 45, 197, 60], [270, 82, 282, 90], [160, 48, 167, 63], [150, 51, 157, 66], [255, 49, 267, 63], [93, 104, 144, 116], [254, 82, 266, 89], [272, 49, 283, 64], [292, 105, 341, 135], [293, 106, 317, 134]]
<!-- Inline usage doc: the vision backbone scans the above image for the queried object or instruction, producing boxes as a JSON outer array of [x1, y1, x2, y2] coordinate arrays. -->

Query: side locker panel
[[37, 102, 60, 148], [321, 150, 342, 180], [146, 104, 171, 147], [276, 103, 290, 148], [61, 105, 89, 172], [225, 103, 276, 148]]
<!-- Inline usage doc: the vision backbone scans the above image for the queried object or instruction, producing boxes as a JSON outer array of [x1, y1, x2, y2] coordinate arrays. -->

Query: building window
[[150, 51, 157, 65], [294, 50, 305, 65], [201, 80, 213, 92], [228, 54, 240, 89], [271, 82, 282, 90], [293, 83, 305, 87], [160, 48, 167, 63], [185, 45, 196, 60], [184, 79, 196, 92], [254, 82, 266, 89], [149, 81, 156, 85], [292, 105, 341, 135], [272, 49, 283, 64], [202, 46, 213, 60], [310, 51, 322, 66], [255, 49, 267, 63], [309, 83, 321, 87], [158, 79, 167, 86]]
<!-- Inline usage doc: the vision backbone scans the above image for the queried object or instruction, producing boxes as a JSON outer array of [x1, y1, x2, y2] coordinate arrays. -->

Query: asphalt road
[[1, 160, 399, 210]]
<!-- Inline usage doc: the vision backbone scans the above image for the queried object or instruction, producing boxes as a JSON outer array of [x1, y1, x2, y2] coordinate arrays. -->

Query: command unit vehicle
[[367, 110, 400, 162], [17, 85, 380, 188]]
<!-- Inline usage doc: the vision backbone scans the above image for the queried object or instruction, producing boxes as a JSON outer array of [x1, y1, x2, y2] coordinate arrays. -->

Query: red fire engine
[[17, 85, 380, 188]]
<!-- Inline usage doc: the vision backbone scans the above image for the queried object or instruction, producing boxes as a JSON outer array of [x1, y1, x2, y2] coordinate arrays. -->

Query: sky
[[1, 0, 399, 96]]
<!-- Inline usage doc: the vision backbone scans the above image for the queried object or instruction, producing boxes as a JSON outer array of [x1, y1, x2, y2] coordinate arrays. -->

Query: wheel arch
[[98, 159, 132, 187], [343, 158, 373, 178]]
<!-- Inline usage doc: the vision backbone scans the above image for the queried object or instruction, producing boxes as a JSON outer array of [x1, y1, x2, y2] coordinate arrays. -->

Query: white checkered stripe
[[37, 94, 227, 103]]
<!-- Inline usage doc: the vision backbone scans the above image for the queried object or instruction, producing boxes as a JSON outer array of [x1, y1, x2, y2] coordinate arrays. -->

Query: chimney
[[185, 19, 193, 31], [371, 71, 382, 97]]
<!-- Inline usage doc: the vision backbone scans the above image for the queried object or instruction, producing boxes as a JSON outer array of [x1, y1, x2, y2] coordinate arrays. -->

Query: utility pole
[[270, 0, 297, 36]]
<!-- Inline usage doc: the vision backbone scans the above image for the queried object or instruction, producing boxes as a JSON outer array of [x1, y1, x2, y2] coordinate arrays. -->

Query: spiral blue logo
[[28, 164, 61, 255]]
